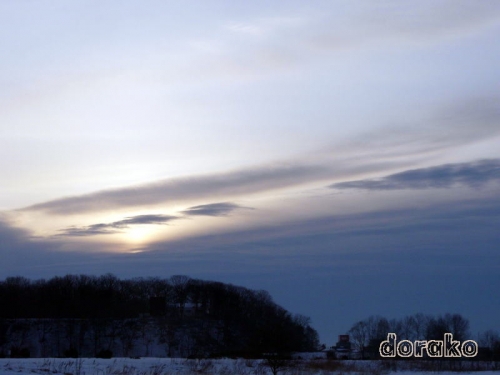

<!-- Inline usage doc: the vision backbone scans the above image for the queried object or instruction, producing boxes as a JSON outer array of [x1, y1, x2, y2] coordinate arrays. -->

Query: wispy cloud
[[225, 16, 305, 36], [58, 214, 179, 237], [213, 1, 500, 78], [359, 0, 500, 42], [330, 159, 500, 191], [19, 94, 500, 217], [57, 203, 250, 237], [22, 164, 329, 215], [336, 96, 500, 160], [182, 202, 249, 217]]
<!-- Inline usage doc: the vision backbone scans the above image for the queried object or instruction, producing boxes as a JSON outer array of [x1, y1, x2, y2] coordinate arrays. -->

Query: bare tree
[[446, 313, 470, 341], [398, 313, 430, 341], [478, 329, 500, 360], [426, 313, 469, 341], [263, 353, 291, 375], [349, 320, 369, 357], [479, 329, 500, 348]]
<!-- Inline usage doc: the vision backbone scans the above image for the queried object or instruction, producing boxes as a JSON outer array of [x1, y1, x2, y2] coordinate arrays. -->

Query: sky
[[1, 0, 500, 345]]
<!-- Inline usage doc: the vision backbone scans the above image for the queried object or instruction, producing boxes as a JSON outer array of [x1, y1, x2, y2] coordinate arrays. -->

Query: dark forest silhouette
[[0, 274, 319, 358]]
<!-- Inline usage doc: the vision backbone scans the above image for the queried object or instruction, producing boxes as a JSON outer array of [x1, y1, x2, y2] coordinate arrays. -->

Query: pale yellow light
[[122, 225, 160, 245]]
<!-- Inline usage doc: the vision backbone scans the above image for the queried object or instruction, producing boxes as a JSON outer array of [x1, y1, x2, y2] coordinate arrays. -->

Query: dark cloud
[[116, 214, 179, 226], [0, 217, 95, 277], [144, 195, 500, 259], [330, 159, 500, 191], [60, 224, 121, 237], [57, 204, 251, 237], [181, 202, 249, 217], [0, 216, 33, 249], [58, 214, 179, 237]]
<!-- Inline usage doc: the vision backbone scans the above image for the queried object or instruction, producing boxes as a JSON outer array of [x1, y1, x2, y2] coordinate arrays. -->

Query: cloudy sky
[[1, 0, 500, 344]]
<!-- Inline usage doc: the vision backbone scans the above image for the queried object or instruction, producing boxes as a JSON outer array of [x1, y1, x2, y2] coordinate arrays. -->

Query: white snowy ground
[[0, 358, 250, 375], [0, 358, 498, 375]]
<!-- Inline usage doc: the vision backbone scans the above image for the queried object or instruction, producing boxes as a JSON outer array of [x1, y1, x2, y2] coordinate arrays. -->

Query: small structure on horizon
[[333, 334, 361, 359], [335, 335, 351, 359]]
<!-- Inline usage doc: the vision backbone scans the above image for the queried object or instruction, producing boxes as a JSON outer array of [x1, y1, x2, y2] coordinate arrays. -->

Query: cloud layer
[[59, 214, 179, 237], [181, 202, 247, 217], [330, 159, 500, 191], [19, 94, 500, 217], [57, 202, 249, 237], [23, 164, 327, 215]]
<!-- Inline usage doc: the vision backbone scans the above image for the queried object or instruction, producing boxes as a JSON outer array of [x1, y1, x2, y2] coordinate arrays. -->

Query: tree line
[[0, 274, 319, 358], [346, 313, 500, 360]]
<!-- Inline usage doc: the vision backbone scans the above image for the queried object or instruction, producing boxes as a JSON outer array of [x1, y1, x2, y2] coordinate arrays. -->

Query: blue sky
[[1, 1, 500, 344]]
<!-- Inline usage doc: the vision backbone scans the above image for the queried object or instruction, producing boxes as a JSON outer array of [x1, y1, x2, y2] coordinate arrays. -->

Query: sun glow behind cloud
[[122, 224, 162, 246]]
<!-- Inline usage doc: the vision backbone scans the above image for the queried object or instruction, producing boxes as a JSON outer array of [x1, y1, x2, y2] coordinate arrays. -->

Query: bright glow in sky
[[1, 0, 500, 343]]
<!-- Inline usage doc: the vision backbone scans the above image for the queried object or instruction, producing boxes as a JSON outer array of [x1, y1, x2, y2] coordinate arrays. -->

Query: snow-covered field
[[0, 358, 258, 375], [0, 358, 498, 375]]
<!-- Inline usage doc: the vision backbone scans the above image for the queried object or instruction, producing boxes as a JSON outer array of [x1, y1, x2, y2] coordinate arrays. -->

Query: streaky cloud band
[[22, 163, 328, 215], [58, 214, 179, 237], [330, 159, 500, 191], [57, 201, 251, 237], [182, 202, 250, 217]]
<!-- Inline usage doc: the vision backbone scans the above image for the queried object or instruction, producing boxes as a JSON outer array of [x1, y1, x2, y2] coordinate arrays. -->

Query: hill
[[0, 274, 319, 358]]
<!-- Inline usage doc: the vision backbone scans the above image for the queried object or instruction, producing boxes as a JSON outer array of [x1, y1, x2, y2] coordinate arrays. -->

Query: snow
[[0, 358, 255, 375], [0, 358, 498, 375]]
